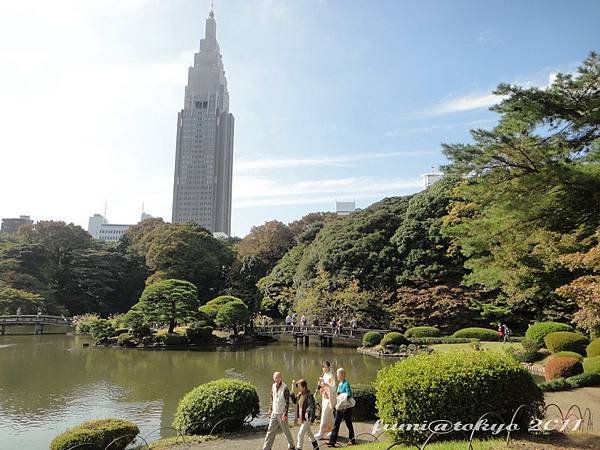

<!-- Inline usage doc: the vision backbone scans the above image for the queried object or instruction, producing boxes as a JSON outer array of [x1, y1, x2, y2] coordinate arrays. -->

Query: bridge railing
[[254, 324, 389, 339], [0, 315, 73, 325]]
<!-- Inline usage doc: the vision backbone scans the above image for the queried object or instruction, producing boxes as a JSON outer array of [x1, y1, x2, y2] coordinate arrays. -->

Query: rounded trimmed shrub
[[544, 357, 584, 381], [404, 326, 441, 338], [374, 351, 543, 444], [173, 378, 260, 435], [584, 356, 600, 374], [548, 351, 584, 362], [525, 322, 573, 349], [352, 384, 377, 420], [186, 325, 214, 345], [544, 331, 588, 355], [451, 327, 498, 341], [587, 337, 600, 357], [50, 418, 139, 450], [566, 372, 600, 389], [362, 331, 383, 347], [380, 332, 409, 347], [157, 333, 188, 346]]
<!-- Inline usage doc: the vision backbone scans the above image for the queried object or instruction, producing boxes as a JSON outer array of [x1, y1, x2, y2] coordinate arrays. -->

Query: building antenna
[[104, 201, 107, 218], [141, 201, 145, 215]]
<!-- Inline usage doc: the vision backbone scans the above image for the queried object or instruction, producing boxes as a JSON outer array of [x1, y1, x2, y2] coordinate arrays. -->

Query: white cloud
[[232, 175, 422, 208], [424, 92, 501, 116], [234, 150, 437, 174], [383, 118, 497, 138]]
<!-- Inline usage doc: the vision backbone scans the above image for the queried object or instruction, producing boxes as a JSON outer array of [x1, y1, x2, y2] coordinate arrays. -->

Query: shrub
[[525, 322, 573, 349], [544, 357, 584, 381], [374, 352, 543, 444], [587, 337, 600, 357], [215, 300, 250, 335], [362, 331, 383, 347], [199, 295, 243, 322], [505, 338, 542, 363], [452, 327, 499, 341], [117, 333, 134, 347], [159, 333, 188, 346], [352, 384, 377, 420], [50, 418, 139, 450], [548, 351, 584, 362], [404, 326, 441, 338], [186, 325, 214, 344], [539, 373, 600, 392], [544, 332, 588, 355], [584, 355, 600, 374], [380, 332, 409, 347], [88, 319, 116, 341], [173, 378, 260, 435]]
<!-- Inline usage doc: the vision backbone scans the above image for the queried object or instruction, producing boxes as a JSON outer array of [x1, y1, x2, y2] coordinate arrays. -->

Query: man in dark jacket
[[291, 379, 318, 450]]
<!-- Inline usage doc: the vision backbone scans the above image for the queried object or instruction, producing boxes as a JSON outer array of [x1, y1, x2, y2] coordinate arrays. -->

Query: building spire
[[205, 0, 216, 40]]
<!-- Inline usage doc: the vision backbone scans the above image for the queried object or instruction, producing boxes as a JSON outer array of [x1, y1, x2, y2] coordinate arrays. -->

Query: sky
[[0, 0, 598, 237]]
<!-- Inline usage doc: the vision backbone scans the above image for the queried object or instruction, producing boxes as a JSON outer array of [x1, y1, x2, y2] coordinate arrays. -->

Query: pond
[[0, 334, 391, 449]]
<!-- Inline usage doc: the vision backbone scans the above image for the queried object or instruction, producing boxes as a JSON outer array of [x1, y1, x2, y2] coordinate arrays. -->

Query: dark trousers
[[328, 408, 355, 445]]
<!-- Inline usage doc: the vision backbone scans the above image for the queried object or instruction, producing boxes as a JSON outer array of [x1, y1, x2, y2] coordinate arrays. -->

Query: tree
[[556, 227, 600, 336], [215, 300, 250, 335], [237, 221, 295, 269], [441, 53, 600, 321], [141, 223, 234, 302], [132, 279, 199, 333], [227, 255, 269, 312], [0, 287, 43, 314]]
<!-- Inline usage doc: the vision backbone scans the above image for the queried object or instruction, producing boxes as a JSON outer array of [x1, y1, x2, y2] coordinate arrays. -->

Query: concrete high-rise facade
[[171, 7, 234, 234]]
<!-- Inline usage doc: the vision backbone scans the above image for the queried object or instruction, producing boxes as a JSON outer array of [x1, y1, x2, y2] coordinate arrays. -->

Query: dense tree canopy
[[442, 52, 600, 321]]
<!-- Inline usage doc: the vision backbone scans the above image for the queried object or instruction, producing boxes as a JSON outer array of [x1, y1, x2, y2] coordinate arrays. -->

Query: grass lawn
[[429, 342, 521, 353]]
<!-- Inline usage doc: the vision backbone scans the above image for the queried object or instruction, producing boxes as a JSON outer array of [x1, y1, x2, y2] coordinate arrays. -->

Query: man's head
[[273, 371, 283, 384], [336, 367, 346, 381]]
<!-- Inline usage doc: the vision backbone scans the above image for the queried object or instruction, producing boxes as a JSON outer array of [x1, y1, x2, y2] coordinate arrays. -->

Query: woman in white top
[[315, 360, 336, 439]]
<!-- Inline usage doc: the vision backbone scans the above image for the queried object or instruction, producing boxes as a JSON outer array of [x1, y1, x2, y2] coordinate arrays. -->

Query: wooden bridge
[[0, 315, 73, 335], [254, 324, 389, 347]]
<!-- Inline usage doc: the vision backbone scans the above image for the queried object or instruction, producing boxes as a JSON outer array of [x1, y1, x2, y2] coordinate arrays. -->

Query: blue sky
[[0, 0, 598, 236]]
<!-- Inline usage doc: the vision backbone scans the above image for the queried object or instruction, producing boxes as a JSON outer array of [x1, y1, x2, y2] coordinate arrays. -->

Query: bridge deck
[[0, 315, 73, 326], [255, 325, 388, 340]]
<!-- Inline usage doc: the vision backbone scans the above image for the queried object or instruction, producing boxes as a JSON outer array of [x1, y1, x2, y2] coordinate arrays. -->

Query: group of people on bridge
[[262, 361, 355, 450], [284, 313, 358, 335]]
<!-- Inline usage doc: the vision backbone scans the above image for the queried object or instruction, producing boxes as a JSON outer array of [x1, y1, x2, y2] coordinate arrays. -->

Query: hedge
[[186, 325, 214, 345], [548, 351, 584, 362], [525, 322, 573, 349], [544, 332, 588, 355], [404, 326, 441, 338], [50, 418, 139, 450], [544, 357, 583, 381], [380, 332, 409, 347], [451, 327, 499, 341], [173, 378, 260, 435], [374, 352, 543, 444], [352, 384, 377, 420], [156, 333, 189, 346], [583, 356, 600, 374], [587, 337, 600, 357], [539, 373, 600, 392], [362, 331, 383, 347]]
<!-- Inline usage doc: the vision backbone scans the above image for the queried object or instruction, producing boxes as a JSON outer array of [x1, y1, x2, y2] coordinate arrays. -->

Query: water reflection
[[0, 335, 391, 450]]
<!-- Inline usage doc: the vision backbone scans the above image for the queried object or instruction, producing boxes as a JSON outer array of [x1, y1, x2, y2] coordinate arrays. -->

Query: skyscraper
[[172, 7, 234, 234]]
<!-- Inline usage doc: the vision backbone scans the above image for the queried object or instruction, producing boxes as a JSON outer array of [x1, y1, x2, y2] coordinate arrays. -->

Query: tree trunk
[[168, 318, 176, 334]]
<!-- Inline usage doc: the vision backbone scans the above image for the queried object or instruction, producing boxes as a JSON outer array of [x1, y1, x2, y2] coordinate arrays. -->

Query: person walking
[[497, 323, 503, 342], [291, 379, 318, 450], [300, 314, 307, 332], [286, 314, 293, 331], [16, 306, 22, 316], [502, 324, 511, 343], [327, 367, 355, 447], [315, 361, 336, 440], [262, 372, 296, 450]]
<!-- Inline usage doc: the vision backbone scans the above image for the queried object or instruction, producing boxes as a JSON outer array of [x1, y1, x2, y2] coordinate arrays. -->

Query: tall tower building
[[172, 7, 234, 234]]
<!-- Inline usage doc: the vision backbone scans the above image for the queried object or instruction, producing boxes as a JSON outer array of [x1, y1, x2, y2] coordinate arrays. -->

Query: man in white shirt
[[262, 372, 296, 450]]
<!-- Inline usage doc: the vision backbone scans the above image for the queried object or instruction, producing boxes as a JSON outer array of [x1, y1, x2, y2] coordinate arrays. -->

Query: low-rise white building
[[335, 200, 356, 216], [421, 170, 443, 189], [88, 212, 153, 242]]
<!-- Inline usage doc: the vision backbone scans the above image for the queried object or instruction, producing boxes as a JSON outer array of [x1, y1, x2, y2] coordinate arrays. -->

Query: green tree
[[141, 223, 234, 302], [442, 53, 600, 321], [215, 300, 250, 335], [0, 287, 44, 314], [132, 279, 199, 333]]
